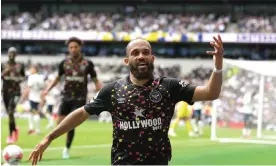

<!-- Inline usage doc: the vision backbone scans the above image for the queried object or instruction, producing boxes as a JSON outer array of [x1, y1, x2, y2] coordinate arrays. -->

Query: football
[[2, 145, 23, 165]]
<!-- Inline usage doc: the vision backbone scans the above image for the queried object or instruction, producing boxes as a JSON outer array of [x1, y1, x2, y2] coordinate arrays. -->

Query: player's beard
[[129, 62, 154, 80]]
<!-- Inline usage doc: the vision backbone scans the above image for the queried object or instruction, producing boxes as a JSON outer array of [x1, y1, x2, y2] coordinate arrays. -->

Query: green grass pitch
[[1, 118, 276, 165]]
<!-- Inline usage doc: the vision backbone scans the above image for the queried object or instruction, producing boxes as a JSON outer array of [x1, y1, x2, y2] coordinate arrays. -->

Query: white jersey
[[193, 102, 203, 110], [28, 73, 45, 103], [46, 88, 59, 105], [240, 92, 253, 114]]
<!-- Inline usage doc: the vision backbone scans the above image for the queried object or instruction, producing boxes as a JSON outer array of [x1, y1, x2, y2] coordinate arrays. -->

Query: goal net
[[211, 59, 276, 145]]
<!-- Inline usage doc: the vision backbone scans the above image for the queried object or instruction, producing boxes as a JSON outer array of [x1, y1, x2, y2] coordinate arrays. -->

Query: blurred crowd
[[236, 15, 276, 33], [216, 67, 276, 128], [2, 11, 276, 33]]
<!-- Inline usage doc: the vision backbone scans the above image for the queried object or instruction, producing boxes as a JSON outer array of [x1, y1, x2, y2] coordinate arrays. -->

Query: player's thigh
[[4, 94, 19, 114], [3, 93, 10, 112], [176, 109, 185, 119]]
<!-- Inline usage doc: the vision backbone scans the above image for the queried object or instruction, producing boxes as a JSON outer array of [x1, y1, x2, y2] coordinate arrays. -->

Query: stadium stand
[[2, 11, 275, 33]]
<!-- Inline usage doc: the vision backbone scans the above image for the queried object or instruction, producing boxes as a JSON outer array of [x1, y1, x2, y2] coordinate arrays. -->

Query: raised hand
[[206, 35, 224, 70]]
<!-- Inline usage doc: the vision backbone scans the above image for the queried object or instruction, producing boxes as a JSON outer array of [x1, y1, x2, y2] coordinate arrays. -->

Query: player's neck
[[8, 60, 16, 64], [71, 54, 82, 63], [129, 73, 151, 86]]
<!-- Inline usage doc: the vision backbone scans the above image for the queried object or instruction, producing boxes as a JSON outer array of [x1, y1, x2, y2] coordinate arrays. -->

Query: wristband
[[213, 67, 223, 73]]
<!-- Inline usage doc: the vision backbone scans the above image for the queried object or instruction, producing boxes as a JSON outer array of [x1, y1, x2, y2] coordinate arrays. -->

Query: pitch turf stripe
[[22, 139, 213, 152], [22, 139, 211, 152], [23, 144, 111, 152]]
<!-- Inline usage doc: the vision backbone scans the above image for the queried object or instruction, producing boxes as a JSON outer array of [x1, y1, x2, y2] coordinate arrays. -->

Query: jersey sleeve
[[1, 64, 5, 79], [87, 60, 97, 80], [163, 78, 196, 105], [20, 63, 25, 77], [1, 63, 4, 74], [84, 82, 114, 115], [58, 61, 65, 77]]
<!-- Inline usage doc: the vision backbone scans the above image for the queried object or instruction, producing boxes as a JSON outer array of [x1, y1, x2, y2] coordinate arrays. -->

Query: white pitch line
[[219, 138, 276, 145], [23, 144, 111, 152]]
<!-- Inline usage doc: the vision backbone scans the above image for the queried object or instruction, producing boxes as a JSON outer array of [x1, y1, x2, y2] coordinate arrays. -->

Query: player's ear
[[151, 55, 155, 62], [124, 57, 129, 65]]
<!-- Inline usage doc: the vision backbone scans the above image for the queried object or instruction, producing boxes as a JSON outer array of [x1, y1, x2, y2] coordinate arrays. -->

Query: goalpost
[[211, 59, 276, 144]]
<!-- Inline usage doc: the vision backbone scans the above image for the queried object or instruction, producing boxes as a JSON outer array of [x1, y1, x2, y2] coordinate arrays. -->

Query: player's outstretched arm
[[29, 107, 89, 165], [94, 79, 102, 92], [42, 76, 60, 96], [192, 35, 224, 101]]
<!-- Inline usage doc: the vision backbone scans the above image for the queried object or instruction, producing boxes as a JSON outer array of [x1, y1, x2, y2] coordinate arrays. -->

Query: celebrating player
[[29, 35, 223, 165], [41, 37, 102, 159], [1, 47, 25, 144]]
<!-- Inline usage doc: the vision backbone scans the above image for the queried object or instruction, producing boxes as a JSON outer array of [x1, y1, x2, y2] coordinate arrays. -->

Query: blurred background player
[[240, 90, 256, 138], [1, 47, 25, 144], [41, 72, 60, 129], [21, 65, 45, 135], [42, 37, 102, 159], [191, 102, 204, 136], [168, 101, 196, 137], [203, 102, 213, 125], [98, 111, 112, 123]]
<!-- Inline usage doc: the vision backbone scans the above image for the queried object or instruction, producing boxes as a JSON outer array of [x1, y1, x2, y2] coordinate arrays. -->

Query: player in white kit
[[240, 90, 255, 138], [24, 66, 45, 134]]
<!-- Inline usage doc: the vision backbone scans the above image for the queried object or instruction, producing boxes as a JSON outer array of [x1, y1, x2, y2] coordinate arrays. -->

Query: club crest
[[149, 90, 162, 103]]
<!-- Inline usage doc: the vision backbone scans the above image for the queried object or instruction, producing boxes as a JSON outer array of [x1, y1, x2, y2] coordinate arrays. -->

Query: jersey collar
[[126, 75, 155, 87]]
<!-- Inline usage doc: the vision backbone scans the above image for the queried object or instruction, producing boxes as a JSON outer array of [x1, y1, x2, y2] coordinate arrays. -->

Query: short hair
[[65, 37, 83, 46], [31, 65, 39, 72], [126, 38, 151, 57]]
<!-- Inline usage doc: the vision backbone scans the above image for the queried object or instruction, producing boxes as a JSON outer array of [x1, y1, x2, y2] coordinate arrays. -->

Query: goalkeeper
[[168, 101, 196, 137]]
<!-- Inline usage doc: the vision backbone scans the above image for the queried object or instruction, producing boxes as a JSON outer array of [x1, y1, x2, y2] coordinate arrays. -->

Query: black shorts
[[3, 93, 20, 114], [192, 109, 202, 120], [244, 113, 253, 127], [113, 158, 169, 165], [58, 98, 86, 116], [30, 100, 40, 111], [47, 105, 54, 113], [112, 154, 170, 165]]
